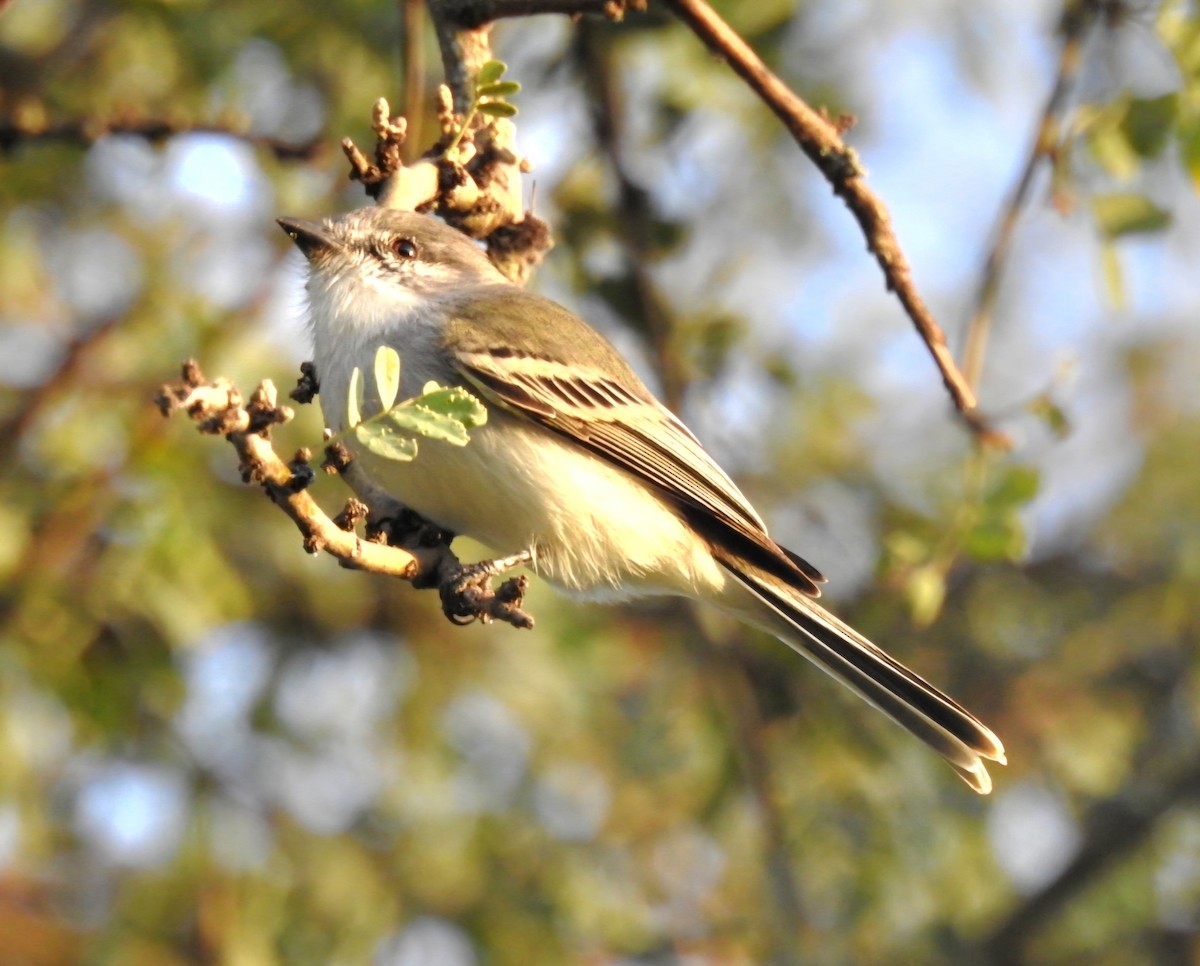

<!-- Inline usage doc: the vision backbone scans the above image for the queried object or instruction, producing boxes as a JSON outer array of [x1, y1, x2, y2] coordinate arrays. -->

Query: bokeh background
[[2, 0, 1199, 962]]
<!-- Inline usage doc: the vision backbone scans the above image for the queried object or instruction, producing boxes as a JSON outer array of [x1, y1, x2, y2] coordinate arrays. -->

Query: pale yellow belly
[[345, 409, 727, 601]]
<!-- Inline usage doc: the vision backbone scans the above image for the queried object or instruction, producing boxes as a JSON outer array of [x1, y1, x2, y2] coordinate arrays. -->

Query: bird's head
[[278, 207, 504, 335]]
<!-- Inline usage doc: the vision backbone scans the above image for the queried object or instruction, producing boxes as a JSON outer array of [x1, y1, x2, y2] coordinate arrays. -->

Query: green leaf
[[1085, 101, 1140, 180], [417, 382, 488, 428], [476, 60, 507, 88], [1180, 118, 1200, 187], [906, 565, 946, 628], [347, 367, 363, 428], [476, 80, 521, 98], [990, 464, 1040, 508], [1028, 394, 1071, 439], [1120, 94, 1177, 159], [374, 345, 401, 411], [1093, 192, 1171, 238], [387, 406, 469, 446], [382, 384, 487, 448], [963, 465, 1039, 563], [477, 101, 518, 119], [964, 514, 1026, 563], [355, 422, 419, 462], [1100, 239, 1126, 309]]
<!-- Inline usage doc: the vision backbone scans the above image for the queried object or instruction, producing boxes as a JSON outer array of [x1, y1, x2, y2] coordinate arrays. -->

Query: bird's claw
[[440, 551, 535, 628]]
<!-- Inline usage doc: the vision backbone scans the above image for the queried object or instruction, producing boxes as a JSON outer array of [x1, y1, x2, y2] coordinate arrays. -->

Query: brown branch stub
[[342, 98, 437, 205], [290, 361, 319, 405], [157, 361, 537, 629], [661, 0, 1008, 444], [334, 498, 370, 533], [322, 439, 354, 475], [341, 137, 379, 185], [285, 449, 316, 493], [245, 380, 294, 435], [339, 92, 551, 280], [961, 409, 1015, 452], [480, 211, 553, 285], [371, 99, 408, 186]]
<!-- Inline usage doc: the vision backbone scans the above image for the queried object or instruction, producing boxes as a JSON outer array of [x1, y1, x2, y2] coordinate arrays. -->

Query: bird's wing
[[444, 291, 825, 593], [445, 289, 1007, 795]]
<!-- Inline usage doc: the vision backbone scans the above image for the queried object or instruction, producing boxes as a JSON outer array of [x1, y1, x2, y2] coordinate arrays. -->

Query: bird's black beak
[[277, 217, 341, 260]]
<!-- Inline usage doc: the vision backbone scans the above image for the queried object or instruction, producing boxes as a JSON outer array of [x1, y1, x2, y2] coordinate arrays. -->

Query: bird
[[278, 206, 1006, 793]]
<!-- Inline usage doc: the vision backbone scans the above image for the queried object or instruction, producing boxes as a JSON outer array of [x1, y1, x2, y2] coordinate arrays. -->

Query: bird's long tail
[[718, 556, 1006, 794]]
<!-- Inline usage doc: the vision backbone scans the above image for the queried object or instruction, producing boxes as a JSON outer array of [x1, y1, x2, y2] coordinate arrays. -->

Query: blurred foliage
[[1, 0, 1200, 964]]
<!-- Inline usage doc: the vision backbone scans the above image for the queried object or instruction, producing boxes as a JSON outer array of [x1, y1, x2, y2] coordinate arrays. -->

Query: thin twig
[[434, 0, 646, 30], [422, 0, 647, 117], [661, 0, 987, 429], [0, 317, 122, 465], [352, 4, 549, 278], [0, 114, 325, 161], [157, 365, 422, 578], [962, 0, 1103, 391], [401, 0, 428, 159], [684, 617, 808, 962], [981, 741, 1200, 963], [575, 22, 688, 410]]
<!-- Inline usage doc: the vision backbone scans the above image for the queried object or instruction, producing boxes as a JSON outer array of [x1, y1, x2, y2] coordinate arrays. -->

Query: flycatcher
[[279, 207, 1006, 793]]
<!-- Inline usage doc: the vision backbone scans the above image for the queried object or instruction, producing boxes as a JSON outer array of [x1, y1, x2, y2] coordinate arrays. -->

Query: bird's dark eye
[[390, 237, 418, 260]]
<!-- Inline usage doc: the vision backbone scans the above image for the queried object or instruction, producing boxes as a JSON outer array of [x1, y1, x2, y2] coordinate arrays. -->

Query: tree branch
[[0, 317, 122, 465], [427, 0, 497, 114], [339, 1, 552, 279], [686, 621, 809, 962], [400, 0, 429, 159], [574, 22, 689, 411], [432, 0, 645, 30], [962, 0, 1104, 392], [339, 92, 551, 282], [155, 361, 536, 629], [979, 638, 1200, 964], [661, 0, 1006, 443], [0, 111, 325, 162], [981, 752, 1200, 965]]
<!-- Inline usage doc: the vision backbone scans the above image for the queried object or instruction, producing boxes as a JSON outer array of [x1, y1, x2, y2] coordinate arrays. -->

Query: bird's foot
[[440, 550, 535, 629]]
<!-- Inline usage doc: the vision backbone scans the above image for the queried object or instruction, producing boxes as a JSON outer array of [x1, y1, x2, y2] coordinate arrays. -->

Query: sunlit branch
[[660, 0, 1011, 446], [156, 361, 536, 629]]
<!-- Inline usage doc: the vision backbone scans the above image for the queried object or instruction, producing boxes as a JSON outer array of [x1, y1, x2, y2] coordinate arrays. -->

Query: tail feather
[[719, 557, 1005, 794]]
